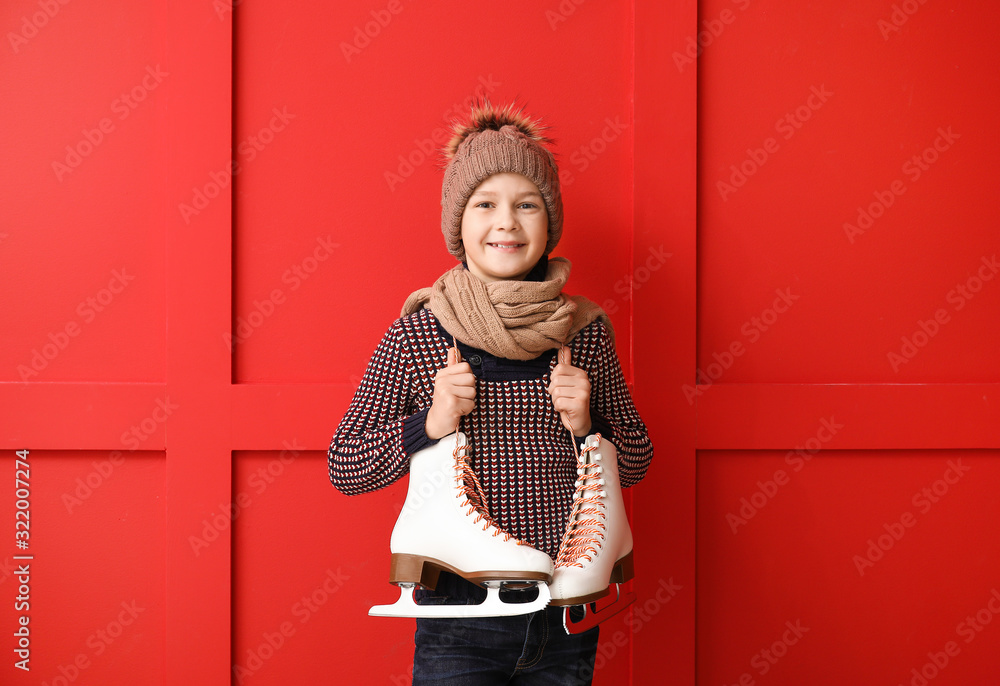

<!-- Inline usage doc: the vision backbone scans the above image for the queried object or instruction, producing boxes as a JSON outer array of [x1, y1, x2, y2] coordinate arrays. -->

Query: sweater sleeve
[[579, 321, 654, 488], [328, 319, 428, 495]]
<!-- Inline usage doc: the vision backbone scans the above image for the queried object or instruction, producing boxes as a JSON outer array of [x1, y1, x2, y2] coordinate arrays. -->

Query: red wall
[[693, 1, 1000, 685], [2, 1, 997, 685]]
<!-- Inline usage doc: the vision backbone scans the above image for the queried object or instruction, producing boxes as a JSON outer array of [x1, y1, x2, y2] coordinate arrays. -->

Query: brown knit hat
[[441, 102, 563, 261]]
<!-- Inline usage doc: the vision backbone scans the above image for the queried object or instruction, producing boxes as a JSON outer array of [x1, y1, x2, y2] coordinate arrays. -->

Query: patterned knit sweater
[[327, 307, 653, 560]]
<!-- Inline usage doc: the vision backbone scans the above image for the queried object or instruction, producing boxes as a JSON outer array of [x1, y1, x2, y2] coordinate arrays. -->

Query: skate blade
[[369, 582, 551, 618], [562, 584, 636, 634]]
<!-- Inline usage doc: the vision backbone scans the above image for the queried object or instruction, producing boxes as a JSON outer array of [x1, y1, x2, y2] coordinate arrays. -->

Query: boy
[[329, 102, 653, 684]]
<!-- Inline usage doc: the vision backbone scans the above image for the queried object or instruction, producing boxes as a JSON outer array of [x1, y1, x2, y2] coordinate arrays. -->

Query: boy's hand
[[548, 346, 592, 436], [425, 347, 477, 440]]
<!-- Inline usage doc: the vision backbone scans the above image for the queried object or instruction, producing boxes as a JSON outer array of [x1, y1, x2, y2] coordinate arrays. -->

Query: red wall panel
[[632, 0, 698, 682], [698, 450, 1000, 685], [230, 451, 391, 685], [1, 451, 165, 685], [697, 0, 1000, 384], [695, 1, 1000, 685], [0, 0, 167, 383]]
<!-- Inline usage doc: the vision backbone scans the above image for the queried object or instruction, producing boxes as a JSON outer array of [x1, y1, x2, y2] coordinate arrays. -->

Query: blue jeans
[[412, 573, 599, 685]]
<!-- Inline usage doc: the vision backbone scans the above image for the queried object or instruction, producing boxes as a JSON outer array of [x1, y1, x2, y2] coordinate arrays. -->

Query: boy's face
[[460, 173, 548, 283]]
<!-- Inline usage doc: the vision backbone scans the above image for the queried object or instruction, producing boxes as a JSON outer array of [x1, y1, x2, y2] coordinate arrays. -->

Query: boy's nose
[[494, 206, 519, 229]]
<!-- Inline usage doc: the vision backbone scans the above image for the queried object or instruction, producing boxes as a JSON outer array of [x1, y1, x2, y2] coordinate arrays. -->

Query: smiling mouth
[[487, 242, 525, 250]]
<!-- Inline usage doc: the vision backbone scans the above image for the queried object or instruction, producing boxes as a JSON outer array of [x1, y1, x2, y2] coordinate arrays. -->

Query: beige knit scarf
[[401, 257, 613, 360]]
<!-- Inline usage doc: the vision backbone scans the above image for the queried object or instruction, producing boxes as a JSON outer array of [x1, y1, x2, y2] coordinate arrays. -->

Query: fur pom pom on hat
[[441, 102, 562, 261]]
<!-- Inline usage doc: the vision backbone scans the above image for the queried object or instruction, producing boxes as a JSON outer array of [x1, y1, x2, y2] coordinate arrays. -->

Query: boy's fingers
[[452, 366, 475, 383], [550, 370, 588, 388], [447, 347, 458, 367], [550, 364, 573, 381], [451, 384, 477, 399], [440, 362, 473, 378], [550, 369, 575, 382]]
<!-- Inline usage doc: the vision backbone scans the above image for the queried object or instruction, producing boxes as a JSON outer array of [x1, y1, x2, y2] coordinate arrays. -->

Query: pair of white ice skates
[[369, 431, 635, 634]]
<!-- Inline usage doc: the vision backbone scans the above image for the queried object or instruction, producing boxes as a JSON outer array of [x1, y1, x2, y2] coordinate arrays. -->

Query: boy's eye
[[518, 202, 539, 209], [475, 201, 494, 208]]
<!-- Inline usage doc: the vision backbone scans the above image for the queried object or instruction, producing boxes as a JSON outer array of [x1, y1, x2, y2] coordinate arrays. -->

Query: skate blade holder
[[562, 583, 636, 634], [369, 581, 552, 618]]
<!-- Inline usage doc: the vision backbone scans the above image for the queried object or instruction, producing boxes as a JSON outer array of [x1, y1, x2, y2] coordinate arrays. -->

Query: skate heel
[[609, 550, 634, 584], [389, 553, 443, 590]]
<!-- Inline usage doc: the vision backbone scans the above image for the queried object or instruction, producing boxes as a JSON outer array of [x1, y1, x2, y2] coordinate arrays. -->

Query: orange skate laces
[[555, 432, 607, 568], [449, 338, 524, 544], [453, 438, 521, 543]]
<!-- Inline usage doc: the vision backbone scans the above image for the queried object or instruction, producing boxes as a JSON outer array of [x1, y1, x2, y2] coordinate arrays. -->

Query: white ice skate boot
[[550, 433, 636, 633], [369, 431, 554, 618]]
